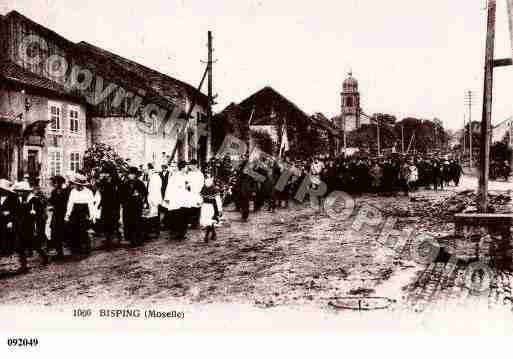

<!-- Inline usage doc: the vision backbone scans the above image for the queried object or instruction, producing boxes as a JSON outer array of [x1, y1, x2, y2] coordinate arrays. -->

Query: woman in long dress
[[65, 174, 95, 257]]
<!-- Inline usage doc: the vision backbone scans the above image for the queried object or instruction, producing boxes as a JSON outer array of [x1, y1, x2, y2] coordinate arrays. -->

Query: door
[[0, 136, 14, 180], [27, 149, 40, 183]]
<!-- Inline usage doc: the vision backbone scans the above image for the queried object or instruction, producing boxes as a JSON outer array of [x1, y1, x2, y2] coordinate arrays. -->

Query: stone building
[[0, 10, 208, 187], [0, 12, 89, 187], [214, 86, 339, 158]]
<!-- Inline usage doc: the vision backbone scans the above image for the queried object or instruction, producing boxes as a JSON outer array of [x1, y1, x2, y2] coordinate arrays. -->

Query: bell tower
[[340, 71, 361, 132]]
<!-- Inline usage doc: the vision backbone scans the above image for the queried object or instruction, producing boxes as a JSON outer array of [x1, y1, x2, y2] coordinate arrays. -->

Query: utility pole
[[376, 114, 381, 156], [401, 124, 405, 154], [206, 31, 213, 160], [343, 118, 347, 155], [479, 0, 496, 212], [465, 90, 473, 169], [462, 112, 466, 159]]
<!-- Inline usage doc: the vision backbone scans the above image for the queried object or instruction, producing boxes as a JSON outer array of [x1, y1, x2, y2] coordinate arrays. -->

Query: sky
[[2, 0, 513, 130]]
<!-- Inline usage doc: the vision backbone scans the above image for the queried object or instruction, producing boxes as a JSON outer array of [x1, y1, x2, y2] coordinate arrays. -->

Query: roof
[[76, 42, 208, 106], [343, 72, 358, 89], [493, 116, 513, 129], [2, 10, 207, 112], [238, 86, 310, 126], [0, 60, 69, 96], [5, 11, 76, 50], [310, 113, 340, 135]]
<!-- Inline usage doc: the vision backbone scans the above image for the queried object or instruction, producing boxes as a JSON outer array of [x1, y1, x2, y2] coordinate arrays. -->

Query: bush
[[83, 143, 129, 178]]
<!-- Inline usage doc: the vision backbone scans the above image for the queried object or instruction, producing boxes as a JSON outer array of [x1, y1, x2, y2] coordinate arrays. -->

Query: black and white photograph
[[1, 0, 513, 355]]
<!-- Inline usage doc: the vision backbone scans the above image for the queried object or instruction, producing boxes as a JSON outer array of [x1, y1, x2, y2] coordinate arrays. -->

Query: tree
[[348, 123, 397, 154], [83, 143, 129, 178], [459, 120, 481, 151], [394, 118, 449, 153]]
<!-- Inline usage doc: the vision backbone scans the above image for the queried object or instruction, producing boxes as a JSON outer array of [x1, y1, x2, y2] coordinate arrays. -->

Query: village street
[[0, 174, 512, 331]]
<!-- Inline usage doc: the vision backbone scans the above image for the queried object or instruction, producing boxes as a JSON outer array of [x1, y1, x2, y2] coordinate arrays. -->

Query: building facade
[[0, 10, 208, 187]]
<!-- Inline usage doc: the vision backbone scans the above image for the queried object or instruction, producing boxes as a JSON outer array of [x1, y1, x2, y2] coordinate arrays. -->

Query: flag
[[248, 107, 255, 126], [279, 118, 289, 158]]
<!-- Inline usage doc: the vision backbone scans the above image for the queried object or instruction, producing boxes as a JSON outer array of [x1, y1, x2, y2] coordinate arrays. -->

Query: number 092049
[[7, 338, 39, 347]]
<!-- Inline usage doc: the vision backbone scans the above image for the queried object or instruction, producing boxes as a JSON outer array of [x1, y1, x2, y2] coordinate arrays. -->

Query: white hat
[[0, 179, 14, 193], [70, 173, 89, 186], [12, 181, 32, 192]]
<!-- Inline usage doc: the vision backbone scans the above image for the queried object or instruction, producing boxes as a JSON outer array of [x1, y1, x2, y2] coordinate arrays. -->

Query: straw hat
[[12, 181, 32, 192], [0, 179, 13, 193], [70, 173, 89, 186]]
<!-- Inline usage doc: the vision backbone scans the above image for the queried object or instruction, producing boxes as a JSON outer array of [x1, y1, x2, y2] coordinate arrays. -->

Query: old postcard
[[1, 0, 513, 355]]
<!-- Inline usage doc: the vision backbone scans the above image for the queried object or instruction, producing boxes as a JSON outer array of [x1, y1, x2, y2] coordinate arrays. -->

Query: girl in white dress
[[199, 175, 220, 242]]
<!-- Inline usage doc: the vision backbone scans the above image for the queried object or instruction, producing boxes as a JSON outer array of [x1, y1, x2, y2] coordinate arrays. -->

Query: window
[[69, 108, 80, 134], [346, 97, 353, 107], [48, 102, 62, 132], [70, 152, 80, 172], [48, 148, 63, 177]]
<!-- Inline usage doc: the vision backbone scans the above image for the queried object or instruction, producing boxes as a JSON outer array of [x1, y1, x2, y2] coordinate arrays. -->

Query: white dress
[[200, 201, 216, 227], [147, 171, 162, 218]]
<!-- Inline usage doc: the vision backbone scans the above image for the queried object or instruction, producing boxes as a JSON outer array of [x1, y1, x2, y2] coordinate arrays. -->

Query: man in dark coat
[[237, 160, 254, 222], [0, 179, 18, 260], [98, 168, 120, 248], [13, 180, 48, 272], [119, 167, 147, 247], [49, 175, 69, 260], [159, 164, 170, 229], [432, 160, 442, 191]]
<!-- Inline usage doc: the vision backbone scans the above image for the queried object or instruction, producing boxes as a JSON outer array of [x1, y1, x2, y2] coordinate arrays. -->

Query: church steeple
[[340, 72, 361, 132]]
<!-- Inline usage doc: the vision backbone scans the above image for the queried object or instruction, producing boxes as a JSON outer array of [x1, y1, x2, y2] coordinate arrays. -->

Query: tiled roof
[[0, 60, 68, 96], [2, 10, 207, 112], [238, 86, 309, 126], [76, 42, 208, 106]]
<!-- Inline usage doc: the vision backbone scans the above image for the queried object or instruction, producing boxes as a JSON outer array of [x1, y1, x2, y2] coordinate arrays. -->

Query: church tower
[[340, 72, 361, 132]]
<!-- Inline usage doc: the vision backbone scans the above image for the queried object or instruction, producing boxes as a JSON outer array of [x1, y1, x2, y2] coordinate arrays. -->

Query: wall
[[0, 87, 87, 187], [90, 110, 203, 167]]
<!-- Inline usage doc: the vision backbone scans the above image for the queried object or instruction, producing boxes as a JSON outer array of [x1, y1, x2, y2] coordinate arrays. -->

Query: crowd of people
[[224, 152, 465, 218], [0, 149, 486, 276], [0, 159, 223, 274]]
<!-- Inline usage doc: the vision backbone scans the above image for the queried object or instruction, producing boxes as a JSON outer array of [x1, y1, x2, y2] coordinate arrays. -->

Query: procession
[[0, 149, 467, 275], [2, 1, 513, 334]]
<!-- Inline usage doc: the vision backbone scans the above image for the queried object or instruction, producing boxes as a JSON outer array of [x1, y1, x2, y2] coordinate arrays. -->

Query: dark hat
[[128, 166, 141, 175], [51, 175, 66, 185], [177, 161, 187, 170]]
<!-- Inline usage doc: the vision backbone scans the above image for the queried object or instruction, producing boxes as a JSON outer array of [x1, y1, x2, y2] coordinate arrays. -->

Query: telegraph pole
[[462, 112, 466, 158], [479, 0, 496, 212], [206, 31, 213, 160], [465, 90, 473, 168], [401, 124, 405, 154], [376, 114, 381, 156]]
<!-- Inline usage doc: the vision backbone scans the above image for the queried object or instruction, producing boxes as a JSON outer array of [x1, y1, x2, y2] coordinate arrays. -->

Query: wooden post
[[206, 31, 213, 161], [479, 0, 496, 213], [401, 124, 404, 154], [376, 114, 380, 156]]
